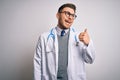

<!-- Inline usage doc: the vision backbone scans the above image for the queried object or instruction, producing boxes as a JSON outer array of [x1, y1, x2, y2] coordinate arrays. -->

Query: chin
[[65, 25, 72, 29], [60, 24, 71, 29], [63, 26, 70, 29]]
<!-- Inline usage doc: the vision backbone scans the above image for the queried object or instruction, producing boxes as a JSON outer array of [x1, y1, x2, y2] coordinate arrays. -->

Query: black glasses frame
[[60, 11, 77, 19]]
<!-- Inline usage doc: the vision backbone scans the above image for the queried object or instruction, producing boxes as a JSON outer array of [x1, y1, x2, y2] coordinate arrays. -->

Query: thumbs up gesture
[[79, 29, 90, 46]]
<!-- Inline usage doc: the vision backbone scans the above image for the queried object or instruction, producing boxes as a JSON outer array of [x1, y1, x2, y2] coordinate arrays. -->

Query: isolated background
[[0, 0, 120, 80]]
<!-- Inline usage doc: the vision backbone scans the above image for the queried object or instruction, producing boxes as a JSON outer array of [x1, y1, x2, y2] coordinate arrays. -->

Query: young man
[[34, 3, 95, 80]]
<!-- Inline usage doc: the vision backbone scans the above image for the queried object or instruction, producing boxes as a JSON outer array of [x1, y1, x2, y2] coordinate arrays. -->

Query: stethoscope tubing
[[47, 28, 79, 46]]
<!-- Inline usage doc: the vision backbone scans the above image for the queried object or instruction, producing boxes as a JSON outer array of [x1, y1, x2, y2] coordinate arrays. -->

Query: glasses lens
[[65, 12, 71, 17], [60, 11, 77, 19], [66, 12, 77, 19]]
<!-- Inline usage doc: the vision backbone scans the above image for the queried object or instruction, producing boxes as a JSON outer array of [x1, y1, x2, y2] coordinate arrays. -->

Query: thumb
[[84, 28, 87, 33]]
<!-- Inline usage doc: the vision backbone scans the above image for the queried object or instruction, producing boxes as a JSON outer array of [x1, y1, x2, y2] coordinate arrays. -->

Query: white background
[[0, 0, 120, 80]]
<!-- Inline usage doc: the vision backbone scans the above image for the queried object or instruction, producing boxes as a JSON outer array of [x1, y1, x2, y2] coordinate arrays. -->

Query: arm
[[79, 29, 95, 64], [34, 36, 42, 80], [82, 39, 95, 64]]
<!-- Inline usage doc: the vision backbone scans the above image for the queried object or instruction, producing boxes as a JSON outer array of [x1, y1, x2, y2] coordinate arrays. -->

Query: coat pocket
[[45, 41, 56, 77], [46, 49, 56, 77], [77, 74, 86, 80]]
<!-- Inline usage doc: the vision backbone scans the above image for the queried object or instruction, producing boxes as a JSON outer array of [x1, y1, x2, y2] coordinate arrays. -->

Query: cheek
[[59, 17, 65, 23], [72, 20, 74, 24]]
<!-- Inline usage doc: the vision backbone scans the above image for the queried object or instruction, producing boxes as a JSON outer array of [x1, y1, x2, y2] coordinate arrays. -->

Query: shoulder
[[38, 31, 50, 42], [36, 31, 50, 48], [40, 32, 49, 38], [38, 27, 55, 41]]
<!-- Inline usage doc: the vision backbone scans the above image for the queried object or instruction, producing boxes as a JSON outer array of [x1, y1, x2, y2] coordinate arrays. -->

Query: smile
[[65, 20, 72, 24]]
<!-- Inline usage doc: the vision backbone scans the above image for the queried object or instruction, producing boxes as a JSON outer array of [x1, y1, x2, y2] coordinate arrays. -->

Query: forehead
[[62, 7, 75, 14]]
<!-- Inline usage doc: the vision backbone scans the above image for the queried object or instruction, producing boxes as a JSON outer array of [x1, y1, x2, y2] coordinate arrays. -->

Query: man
[[34, 3, 95, 80]]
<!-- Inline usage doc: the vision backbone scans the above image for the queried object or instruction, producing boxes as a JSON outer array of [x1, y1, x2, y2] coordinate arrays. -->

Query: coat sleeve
[[82, 39, 95, 64], [34, 36, 42, 80]]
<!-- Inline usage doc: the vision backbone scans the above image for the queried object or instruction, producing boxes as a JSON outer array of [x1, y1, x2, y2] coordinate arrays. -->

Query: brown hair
[[58, 3, 76, 13]]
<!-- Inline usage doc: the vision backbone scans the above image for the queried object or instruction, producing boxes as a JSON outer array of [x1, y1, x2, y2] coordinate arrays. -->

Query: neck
[[57, 24, 68, 30]]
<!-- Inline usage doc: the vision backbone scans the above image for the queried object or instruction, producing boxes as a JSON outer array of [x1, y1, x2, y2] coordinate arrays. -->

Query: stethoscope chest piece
[[76, 42, 79, 46]]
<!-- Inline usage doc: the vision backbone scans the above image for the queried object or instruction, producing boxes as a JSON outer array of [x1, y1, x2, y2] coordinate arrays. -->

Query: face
[[57, 7, 76, 29]]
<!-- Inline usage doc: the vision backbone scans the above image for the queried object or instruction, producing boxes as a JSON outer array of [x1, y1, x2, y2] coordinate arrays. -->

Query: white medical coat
[[34, 27, 95, 80]]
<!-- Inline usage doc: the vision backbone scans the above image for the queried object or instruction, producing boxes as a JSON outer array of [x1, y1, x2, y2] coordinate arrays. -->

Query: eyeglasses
[[60, 11, 77, 19]]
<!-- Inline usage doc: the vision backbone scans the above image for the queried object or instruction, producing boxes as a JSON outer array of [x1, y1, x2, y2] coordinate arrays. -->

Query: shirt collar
[[55, 26, 69, 36]]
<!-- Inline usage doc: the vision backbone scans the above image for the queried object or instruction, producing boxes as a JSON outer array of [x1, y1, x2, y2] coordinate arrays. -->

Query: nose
[[69, 15, 73, 19], [68, 15, 73, 20]]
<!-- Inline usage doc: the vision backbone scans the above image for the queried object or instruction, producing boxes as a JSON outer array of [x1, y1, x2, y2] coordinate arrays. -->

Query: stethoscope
[[47, 28, 79, 46]]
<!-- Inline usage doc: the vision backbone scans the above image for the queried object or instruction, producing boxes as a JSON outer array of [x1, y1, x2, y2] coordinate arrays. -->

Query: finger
[[84, 28, 87, 33], [79, 34, 84, 39], [79, 34, 83, 40], [80, 32, 85, 36], [80, 39, 84, 42], [79, 36, 83, 40]]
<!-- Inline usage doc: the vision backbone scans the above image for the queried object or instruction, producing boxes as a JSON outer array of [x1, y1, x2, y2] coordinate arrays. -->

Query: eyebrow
[[61, 10, 75, 14]]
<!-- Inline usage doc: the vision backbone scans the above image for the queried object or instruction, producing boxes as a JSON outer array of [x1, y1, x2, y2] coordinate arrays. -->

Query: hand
[[79, 29, 90, 46]]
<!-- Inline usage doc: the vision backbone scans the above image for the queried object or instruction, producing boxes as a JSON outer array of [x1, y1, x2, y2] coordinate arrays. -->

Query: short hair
[[58, 3, 76, 13]]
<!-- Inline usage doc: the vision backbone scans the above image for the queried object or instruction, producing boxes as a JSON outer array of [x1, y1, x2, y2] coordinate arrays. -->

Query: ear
[[56, 13, 60, 19]]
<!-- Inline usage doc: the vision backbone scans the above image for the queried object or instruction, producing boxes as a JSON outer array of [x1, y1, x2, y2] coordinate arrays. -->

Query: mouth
[[65, 20, 72, 25]]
